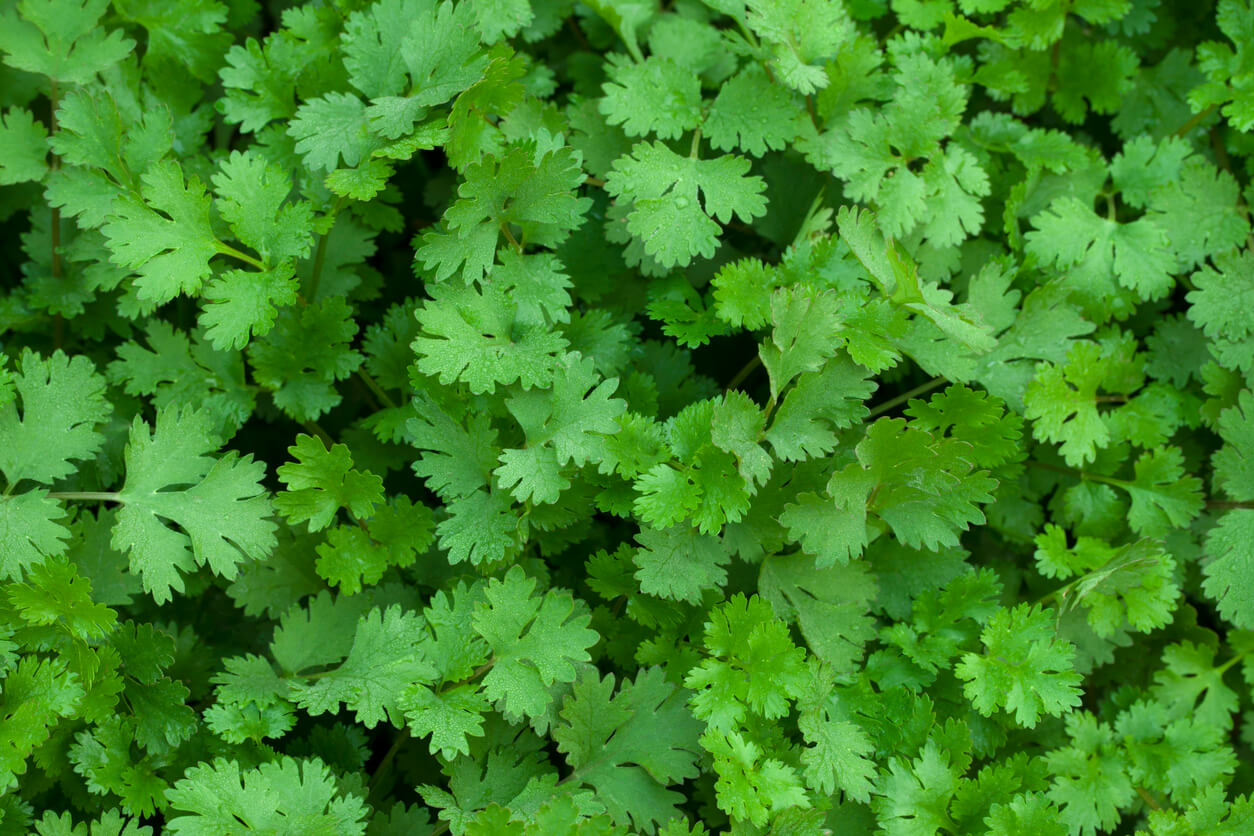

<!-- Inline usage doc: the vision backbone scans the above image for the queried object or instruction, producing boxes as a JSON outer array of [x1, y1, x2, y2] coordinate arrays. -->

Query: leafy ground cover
[[1, 0, 1254, 832]]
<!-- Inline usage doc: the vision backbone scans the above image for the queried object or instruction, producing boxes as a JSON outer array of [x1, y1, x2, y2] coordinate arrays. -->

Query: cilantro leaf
[[412, 279, 570, 394], [956, 603, 1083, 727], [705, 65, 801, 157], [554, 668, 703, 831], [288, 92, 377, 173], [0, 491, 70, 580], [0, 0, 134, 83], [102, 160, 220, 305], [0, 349, 110, 487], [1202, 391, 1254, 627], [633, 525, 730, 604], [471, 567, 598, 722], [600, 54, 702, 140], [112, 408, 277, 604], [342, 0, 486, 103], [275, 434, 385, 531], [686, 594, 808, 731], [289, 606, 435, 728], [605, 141, 767, 269], [165, 757, 369, 835], [0, 107, 49, 185]]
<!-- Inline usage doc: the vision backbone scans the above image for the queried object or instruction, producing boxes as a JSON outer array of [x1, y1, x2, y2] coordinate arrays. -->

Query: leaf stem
[[366, 728, 411, 801], [357, 369, 397, 409], [1135, 786, 1163, 811], [1172, 103, 1219, 139], [500, 223, 524, 253], [306, 198, 345, 303], [215, 242, 266, 271], [725, 354, 762, 392], [302, 420, 335, 448], [47, 491, 121, 503], [1024, 459, 1128, 488], [866, 377, 945, 419], [689, 127, 703, 159], [1206, 500, 1254, 510], [49, 79, 63, 349]]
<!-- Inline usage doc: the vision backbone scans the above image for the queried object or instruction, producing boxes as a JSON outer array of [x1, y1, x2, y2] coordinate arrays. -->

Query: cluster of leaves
[[1, 0, 1254, 832]]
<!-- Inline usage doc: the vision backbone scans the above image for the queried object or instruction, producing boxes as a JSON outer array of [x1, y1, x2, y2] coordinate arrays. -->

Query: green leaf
[[599, 54, 702, 140], [633, 525, 730, 604], [0, 0, 134, 83], [705, 65, 801, 157], [420, 144, 591, 282], [108, 321, 255, 436], [212, 150, 315, 266], [6, 556, 116, 640], [554, 668, 703, 830], [605, 141, 768, 269], [799, 708, 876, 802], [247, 297, 364, 422], [1188, 249, 1254, 375], [199, 266, 301, 351], [872, 740, 962, 836], [831, 417, 997, 553], [412, 277, 570, 394], [1045, 712, 1134, 836], [1027, 196, 1175, 303], [0, 349, 110, 486], [288, 92, 377, 173], [1203, 509, 1254, 629], [759, 553, 877, 672], [471, 567, 598, 721], [0, 107, 49, 185], [275, 434, 385, 531], [0, 656, 85, 789], [289, 606, 435, 728], [956, 603, 1083, 727], [759, 286, 846, 400], [501, 351, 626, 469], [343, 0, 486, 102], [102, 160, 220, 305], [1024, 342, 1109, 466], [700, 728, 810, 828], [765, 357, 876, 461], [165, 757, 369, 835], [686, 594, 808, 730], [1123, 446, 1204, 537], [112, 408, 277, 604]]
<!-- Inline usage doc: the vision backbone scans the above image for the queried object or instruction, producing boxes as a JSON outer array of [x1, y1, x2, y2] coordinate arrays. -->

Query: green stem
[[49, 78, 63, 349], [215, 242, 266, 271], [689, 127, 703, 159], [47, 491, 121, 503], [1025, 459, 1128, 488], [1135, 786, 1163, 811], [725, 354, 762, 392], [366, 728, 411, 801], [357, 370, 398, 409], [306, 199, 344, 303], [866, 377, 945, 419], [500, 223, 524, 253], [1216, 650, 1250, 674], [302, 420, 335, 449], [1207, 500, 1254, 510], [1172, 103, 1219, 139]]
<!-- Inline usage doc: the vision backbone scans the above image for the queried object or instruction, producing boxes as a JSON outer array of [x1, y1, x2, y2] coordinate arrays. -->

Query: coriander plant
[[0, 0, 1253, 833]]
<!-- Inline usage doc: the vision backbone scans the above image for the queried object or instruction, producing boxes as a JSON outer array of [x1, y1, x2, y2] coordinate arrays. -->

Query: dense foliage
[[1, 0, 1254, 832]]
